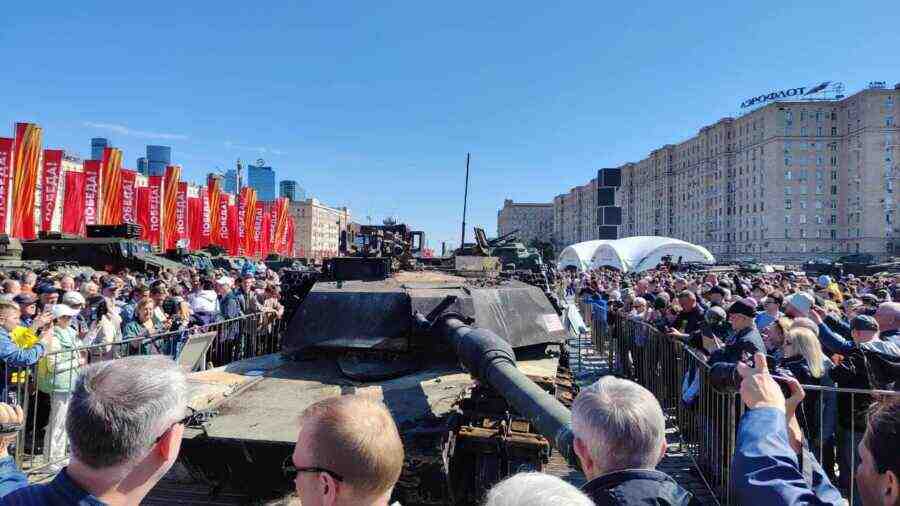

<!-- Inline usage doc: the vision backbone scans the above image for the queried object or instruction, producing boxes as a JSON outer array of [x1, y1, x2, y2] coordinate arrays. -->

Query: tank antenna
[[460, 153, 471, 249]]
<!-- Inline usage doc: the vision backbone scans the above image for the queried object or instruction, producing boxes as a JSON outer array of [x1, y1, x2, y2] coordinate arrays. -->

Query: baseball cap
[[35, 284, 58, 295], [850, 314, 879, 332], [13, 293, 36, 306], [727, 298, 757, 318], [216, 276, 234, 286], [51, 304, 80, 319], [61, 291, 86, 306], [786, 292, 814, 315]]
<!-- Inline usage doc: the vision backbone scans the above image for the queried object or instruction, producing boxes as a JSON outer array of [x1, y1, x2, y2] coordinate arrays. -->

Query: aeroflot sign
[[740, 81, 831, 108]]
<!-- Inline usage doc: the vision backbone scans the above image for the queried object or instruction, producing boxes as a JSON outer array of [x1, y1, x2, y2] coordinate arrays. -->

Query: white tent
[[588, 236, 715, 273], [556, 240, 613, 271]]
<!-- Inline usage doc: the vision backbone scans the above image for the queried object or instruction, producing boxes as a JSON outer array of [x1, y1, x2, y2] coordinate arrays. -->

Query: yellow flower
[[11, 326, 39, 349]]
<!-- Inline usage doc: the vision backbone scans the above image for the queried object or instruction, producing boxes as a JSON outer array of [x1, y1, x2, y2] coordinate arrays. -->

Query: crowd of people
[[0, 262, 893, 504], [0, 261, 286, 474], [563, 266, 900, 504], [0, 352, 893, 505]]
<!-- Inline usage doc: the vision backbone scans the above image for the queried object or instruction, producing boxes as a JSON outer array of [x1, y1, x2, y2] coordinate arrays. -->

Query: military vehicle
[[21, 235, 183, 273], [163, 248, 215, 271], [178, 268, 579, 505], [455, 228, 543, 273], [0, 236, 51, 273]]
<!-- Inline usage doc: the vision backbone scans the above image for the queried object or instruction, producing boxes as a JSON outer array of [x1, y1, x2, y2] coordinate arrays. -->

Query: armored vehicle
[[455, 228, 543, 273], [163, 248, 215, 271], [178, 269, 579, 505], [21, 236, 183, 273], [0, 235, 50, 273]]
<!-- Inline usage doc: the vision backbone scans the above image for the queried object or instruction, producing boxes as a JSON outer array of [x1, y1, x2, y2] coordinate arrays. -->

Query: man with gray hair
[[572, 375, 697, 505], [2, 355, 189, 504], [874, 301, 900, 345], [484, 472, 594, 506]]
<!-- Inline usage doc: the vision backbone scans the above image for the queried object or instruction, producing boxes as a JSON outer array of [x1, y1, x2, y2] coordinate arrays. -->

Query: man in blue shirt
[[0, 355, 189, 505], [0, 301, 53, 398], [731, 351, 900, 506]]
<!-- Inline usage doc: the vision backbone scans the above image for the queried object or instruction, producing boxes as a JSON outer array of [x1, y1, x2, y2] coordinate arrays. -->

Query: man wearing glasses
[[0, 355, 189, 504], [289, 394, 405, 506]]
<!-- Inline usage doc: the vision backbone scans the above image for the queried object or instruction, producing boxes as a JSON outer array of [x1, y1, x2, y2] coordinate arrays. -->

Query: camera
[[708, 354, 794, 395], [162, 296, 183, 317]]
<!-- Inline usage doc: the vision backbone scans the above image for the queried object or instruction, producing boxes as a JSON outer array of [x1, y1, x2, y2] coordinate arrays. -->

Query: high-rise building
[[289, 199, 351, 260], [247, 161, 276, 201], [91, 138, 109, 160], [207, 173, 225, 189], [497, 200, 553, 246], [537, 81, 900, 261], [146, 145, 172, 177], [137, 157, 149, 176], [223, 169, 238, 194], [279, 180, 298, 201]]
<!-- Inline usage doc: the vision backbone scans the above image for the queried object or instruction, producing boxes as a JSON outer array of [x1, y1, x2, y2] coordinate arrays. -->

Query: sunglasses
[[283, 463, 344, 482], [153, 407, 200, 445]]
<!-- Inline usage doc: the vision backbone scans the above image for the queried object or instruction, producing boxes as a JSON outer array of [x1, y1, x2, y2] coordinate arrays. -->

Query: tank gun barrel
[[414, 297, 576, 466], [490, 228, 519, 246]]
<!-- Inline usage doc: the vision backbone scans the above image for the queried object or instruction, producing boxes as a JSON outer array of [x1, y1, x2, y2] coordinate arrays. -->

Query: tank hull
[[179, 352, 563, 504]]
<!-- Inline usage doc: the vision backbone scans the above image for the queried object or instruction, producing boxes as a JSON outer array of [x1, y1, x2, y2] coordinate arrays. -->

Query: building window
[[801, 127, 808, 136], [831, 126, 838, 136], [801, 229, 807, 238], [785, 214, 792, 224], [785, 199, 792, 210], [831, 185, 838, 195], [799, 214, 807, 224], [785, 170, 792, 180], [830, 229, 837, 240], [817, 126, 823, 136], [888, 117, 896, 127], [785, 187, 792, 196], [800, 200, 807, 210]]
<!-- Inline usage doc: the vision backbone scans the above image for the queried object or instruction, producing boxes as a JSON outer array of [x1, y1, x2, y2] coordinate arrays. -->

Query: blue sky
[[2, 1, 898, 250]]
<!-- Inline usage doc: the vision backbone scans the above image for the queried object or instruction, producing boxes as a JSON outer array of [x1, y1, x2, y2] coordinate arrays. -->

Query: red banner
[[121, 170, 137, 224], [136, 187, 149, 241], [146, 175, 163, 247], [268, 202, 277, 254], [252, 202, 265, 259], [100, 147, 123, 225], [0, 138, 12, 234], [199, 186, 211, 248], [239, 187, 257, 255], [227, 203, 239, 256], [207, 176, 221, 245], [217, 192, 230, 249], [174, 182, 188, 247], [12, 123, 42, 239], [83, 160, 101, 228], [61, 171, 86, 235], [163, 165, 181, 250], [39, 150, 63, 232], [188, 197, 202, 250]]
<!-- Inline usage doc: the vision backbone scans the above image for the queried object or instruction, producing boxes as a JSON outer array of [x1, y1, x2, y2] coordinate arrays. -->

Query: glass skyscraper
[[223, 169, 238, 194], [146, 145, 171, 176], [248, 163, 276, 201], [279, 180, 298, 201], [91, 138, 109, 160]]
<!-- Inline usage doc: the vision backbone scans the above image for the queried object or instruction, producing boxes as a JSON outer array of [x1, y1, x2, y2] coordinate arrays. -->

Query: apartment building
[[542, 81, 898, 262], [289, 198, 351, 261], [497, 199, 553, 245]]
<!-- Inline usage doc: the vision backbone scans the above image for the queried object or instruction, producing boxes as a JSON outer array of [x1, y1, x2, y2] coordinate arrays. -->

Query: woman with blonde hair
[[779, 327, 831, 454]]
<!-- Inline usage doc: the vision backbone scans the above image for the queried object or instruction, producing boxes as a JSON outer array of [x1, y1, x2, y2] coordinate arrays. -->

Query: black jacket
[[581, 469, 698, 506], [709, 325, 766, 365]]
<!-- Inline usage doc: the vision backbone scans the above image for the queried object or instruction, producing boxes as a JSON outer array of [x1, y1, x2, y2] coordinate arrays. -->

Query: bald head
[[875, 302, 900, 331], [295, 395, 404, 500]]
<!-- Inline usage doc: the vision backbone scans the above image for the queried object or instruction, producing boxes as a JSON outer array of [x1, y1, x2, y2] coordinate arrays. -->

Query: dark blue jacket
[[1, 464, 105, 504], [732, 407, 843, 505], [709, 325, 766, 365], [581, 468, 696, 506]]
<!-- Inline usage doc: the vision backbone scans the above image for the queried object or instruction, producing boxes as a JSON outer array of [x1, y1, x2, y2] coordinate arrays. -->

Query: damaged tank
[[177, 267, 580, 505]]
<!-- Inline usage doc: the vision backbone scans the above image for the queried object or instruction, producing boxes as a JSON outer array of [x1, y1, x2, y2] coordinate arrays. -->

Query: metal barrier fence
[[3, 310, 285, 475], [592, 307, 900, 505]]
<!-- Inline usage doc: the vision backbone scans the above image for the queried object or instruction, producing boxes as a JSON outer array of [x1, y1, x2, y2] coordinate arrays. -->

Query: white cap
[[52, 304, 80, 319], [215, 276, 234, 286], [61, 291, 86, 306]]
